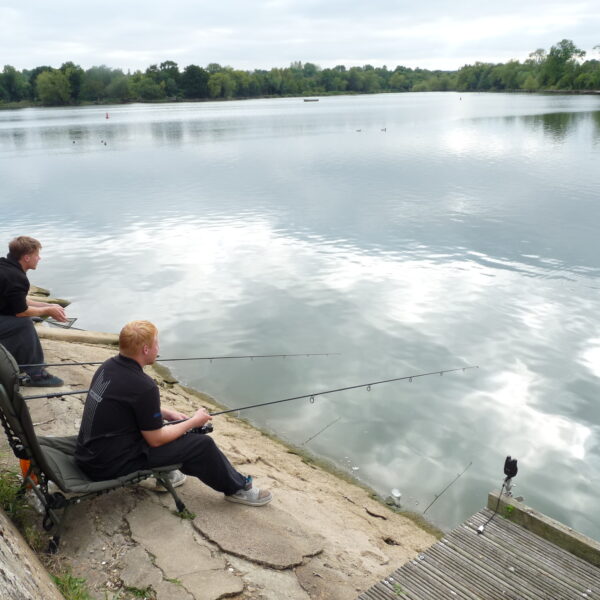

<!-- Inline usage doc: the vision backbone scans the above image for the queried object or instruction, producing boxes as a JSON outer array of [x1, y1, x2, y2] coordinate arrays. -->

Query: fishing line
[[423, 461, 473, 514], [302, 416, 342, 445], [19, 352, 338, 369]]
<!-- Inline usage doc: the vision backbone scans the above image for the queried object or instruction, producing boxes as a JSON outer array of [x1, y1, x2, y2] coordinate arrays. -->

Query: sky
[[1, 0, 599, 73]]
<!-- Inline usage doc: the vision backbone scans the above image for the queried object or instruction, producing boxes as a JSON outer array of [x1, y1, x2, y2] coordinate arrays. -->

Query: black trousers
[[0, 316, 44, 376], [146, 433, 246, 496]]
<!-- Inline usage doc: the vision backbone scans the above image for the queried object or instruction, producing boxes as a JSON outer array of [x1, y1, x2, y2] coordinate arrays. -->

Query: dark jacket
[[0, 254, 29, 316]]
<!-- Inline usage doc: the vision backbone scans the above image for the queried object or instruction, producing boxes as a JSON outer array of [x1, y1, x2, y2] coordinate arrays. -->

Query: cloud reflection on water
[[1, 94, 599, 540]]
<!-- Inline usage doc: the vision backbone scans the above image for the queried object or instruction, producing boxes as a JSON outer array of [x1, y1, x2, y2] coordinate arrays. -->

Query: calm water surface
[[1, 93, 600, 538]]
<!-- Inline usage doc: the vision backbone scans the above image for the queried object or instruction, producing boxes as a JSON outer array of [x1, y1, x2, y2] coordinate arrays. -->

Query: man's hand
[[189, 407, 212, 428], [18, 302, 68, 322], [142, 407, 212, 448], [161, 408, 188, 422], [45, 304, 67, 322]]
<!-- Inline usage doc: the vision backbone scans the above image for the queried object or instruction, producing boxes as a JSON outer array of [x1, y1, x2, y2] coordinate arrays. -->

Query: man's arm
[[16, 301, 67, 322], [141, 407, 212, 448], [161, 407, 188, 422], [27, 299, 59, 308]]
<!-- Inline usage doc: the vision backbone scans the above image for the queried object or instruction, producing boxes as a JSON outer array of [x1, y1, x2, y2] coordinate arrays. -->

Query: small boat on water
[[303, 98, 319, 102]]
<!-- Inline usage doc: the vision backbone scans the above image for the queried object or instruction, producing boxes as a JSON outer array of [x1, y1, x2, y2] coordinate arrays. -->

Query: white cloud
[[0, 1, 598, 71]]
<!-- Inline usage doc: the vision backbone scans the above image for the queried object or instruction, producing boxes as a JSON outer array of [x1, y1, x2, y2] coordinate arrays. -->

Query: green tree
[[105, 75, 132, 101], [389, 71, 409, 91], [347, 67, 365, 92], [527, 49, 547, 66], [232, 70, 251, 96], [81, 65, 115, 101], [36, 70, 71, 105], [60, 61, 84, 101], [207, 63, 223, 74], [180, 65, 209, 98], [132, 75, 165, 100], [1, 65, 30, 101], [540, 39, 585, 87], [159, 61, 180, 96], [207, 72, 236, 98], [266, 68, 283, 94], [25, 66, 53, 100], [362, 70, 381, 93], [521, 74, 539, 91]]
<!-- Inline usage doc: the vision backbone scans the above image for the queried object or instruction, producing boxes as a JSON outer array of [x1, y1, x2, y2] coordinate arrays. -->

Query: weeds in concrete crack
[[123, 585, 156, 599], [51, 571, 93, 600], [173, 507, 196, 520], [0, 469, 45, 551]]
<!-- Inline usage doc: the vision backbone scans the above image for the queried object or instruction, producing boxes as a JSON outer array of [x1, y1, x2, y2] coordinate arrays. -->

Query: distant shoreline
[[2, 88, 599, 111]]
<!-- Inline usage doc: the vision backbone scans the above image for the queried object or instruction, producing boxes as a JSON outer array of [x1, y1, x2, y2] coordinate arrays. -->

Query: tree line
[[1, 39, 598, 107]]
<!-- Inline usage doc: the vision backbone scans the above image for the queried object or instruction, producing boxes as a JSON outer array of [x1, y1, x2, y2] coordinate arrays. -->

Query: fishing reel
[[165, 418, 213, 434], [190, 422, 213, 435]]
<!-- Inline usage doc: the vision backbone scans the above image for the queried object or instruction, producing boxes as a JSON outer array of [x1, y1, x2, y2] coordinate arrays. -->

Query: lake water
[[1, 92, 599, 539]]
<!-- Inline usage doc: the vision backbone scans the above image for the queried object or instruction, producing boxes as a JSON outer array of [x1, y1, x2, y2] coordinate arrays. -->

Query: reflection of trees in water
[[0, 129, 27, 149], [151, 120, 184, 142], [523, 111, 600, 142]]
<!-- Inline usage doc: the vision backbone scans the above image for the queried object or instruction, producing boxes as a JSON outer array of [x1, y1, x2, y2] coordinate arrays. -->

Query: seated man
[[75, 320, 272, 506], [0, 236, 67, 387]]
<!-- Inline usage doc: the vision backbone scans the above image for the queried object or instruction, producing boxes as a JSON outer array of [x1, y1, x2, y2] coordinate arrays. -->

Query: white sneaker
[[225, 486, 272, 506]]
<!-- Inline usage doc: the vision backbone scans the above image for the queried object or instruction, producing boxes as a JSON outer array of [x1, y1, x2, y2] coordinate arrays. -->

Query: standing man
[[75, 320, 272, 506], [0, 236, 67, 387]]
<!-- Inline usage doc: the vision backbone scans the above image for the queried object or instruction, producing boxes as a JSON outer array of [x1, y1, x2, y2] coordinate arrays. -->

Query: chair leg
[[32, 486, 67, 553], [154, 474, 186, 513], [48, 535, 60, 554], [45, 503, 69, 553]]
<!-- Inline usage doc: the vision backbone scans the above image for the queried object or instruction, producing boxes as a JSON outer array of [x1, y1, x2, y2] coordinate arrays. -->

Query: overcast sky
[[1, 1, 598, 73]]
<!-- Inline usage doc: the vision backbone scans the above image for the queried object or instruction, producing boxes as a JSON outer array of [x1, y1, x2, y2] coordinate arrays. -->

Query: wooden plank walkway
[[358, 507, 600, 599]]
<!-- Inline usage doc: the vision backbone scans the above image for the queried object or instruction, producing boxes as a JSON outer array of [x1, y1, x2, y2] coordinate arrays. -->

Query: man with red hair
[[75, 320, 272, 506], [0, 236, 68, 387]]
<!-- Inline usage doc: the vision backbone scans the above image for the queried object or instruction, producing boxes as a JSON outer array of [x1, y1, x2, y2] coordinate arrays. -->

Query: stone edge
[[487, 491, 600, 568]]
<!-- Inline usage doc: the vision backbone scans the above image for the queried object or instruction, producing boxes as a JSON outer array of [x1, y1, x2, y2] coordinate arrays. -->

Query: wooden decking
[[359, 507, 600, 599]]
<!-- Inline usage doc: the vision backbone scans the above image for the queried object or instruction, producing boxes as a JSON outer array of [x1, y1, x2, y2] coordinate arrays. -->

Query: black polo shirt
[[75, 354, 164, 480], [0, 254, 29, 316]]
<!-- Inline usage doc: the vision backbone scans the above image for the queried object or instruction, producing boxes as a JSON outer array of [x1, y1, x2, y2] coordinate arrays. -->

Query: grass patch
[[0, 469, 30, 524], [0, 469, 47, 550], [51, 571, 93, 600], [173, 507, 196, 520], [123, 585, 155, 598]]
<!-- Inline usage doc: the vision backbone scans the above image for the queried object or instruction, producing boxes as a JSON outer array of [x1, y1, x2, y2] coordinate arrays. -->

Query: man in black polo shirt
[[0, 236, 67, 387], [75, 320, 272, 506]]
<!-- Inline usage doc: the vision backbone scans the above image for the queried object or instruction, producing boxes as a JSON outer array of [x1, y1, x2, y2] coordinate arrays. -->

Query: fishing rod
[[21, 365, 478, 403], [423, 460, 473, 515], [19, 352, 339, 369], [209, 366, 478, 416]]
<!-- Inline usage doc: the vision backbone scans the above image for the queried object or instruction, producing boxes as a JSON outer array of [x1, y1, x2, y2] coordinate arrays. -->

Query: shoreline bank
[[2, 88, 600, 111]]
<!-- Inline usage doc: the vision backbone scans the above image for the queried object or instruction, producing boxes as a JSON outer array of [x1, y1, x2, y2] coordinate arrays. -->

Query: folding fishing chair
[[0, 343, 186, 552]]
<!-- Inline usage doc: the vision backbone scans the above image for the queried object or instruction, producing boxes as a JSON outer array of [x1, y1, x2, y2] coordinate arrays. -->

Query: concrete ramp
[[177, 478, 325, 569]]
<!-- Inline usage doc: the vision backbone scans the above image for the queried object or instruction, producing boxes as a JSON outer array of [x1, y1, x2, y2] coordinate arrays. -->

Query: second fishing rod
[[24, 366, 479, 412], [18, 352, 338, 370]]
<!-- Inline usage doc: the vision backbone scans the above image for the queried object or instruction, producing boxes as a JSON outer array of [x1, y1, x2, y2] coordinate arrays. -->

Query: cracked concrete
[[0, 329, 438, 599]]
